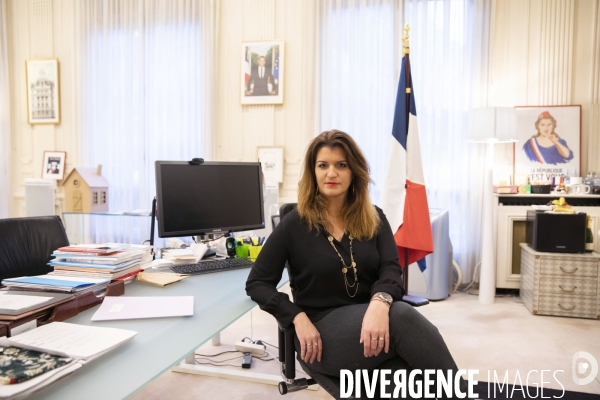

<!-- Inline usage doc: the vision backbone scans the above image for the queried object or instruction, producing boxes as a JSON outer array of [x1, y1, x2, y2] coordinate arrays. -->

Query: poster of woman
[[515, 106, 580, 183]]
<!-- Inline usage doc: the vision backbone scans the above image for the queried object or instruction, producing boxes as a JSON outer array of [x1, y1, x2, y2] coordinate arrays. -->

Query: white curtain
[[77, 0, 218, 244], [319, 0, 402, 205], [318, 0, 491, 283], [0, 0, 10, 218], [405, 0, 490, 284]]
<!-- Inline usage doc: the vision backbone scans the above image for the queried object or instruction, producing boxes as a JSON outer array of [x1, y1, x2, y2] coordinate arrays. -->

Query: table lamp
[[468, 107, 517, 304]]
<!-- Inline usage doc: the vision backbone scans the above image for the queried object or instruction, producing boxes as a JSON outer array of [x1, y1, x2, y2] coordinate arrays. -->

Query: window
[[78, 1, 216, 244], [319, 0, 398, 205], [92, 192, 98, 204], [0, 1, 9, 218], [319, 0, 489, 280]]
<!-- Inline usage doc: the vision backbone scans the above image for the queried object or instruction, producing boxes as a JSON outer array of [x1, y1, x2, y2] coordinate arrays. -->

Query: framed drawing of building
[[514, 105, 581, 183], [241, 41, 284, 105], [26, 59, 60, 124]]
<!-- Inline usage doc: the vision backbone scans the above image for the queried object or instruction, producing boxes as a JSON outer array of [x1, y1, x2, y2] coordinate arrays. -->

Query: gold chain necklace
[[326, 232, 359, 297]]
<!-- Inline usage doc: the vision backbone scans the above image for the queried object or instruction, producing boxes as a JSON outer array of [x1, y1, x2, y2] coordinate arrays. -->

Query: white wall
[[7, 0, 317, 217], [6, 0, 600, 216], [215, 0, 317, 204], [7, 0, 80, 217]]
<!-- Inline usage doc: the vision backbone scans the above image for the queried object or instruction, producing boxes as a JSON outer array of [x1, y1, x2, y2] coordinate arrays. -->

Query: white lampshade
[[468, 107, 518, 143]]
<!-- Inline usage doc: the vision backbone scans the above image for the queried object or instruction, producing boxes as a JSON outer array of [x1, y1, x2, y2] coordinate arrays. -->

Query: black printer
[[526, 210, 586, 253]]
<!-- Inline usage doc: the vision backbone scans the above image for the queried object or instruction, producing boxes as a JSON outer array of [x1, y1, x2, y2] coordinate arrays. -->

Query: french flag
[[244, 47, 251, 85], [380, 54, 433, 271]]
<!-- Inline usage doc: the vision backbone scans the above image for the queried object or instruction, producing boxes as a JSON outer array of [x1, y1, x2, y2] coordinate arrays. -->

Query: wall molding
[[591, 0, 600, 104], [30, 0, 53, 58], [536, 0, 574, 105]]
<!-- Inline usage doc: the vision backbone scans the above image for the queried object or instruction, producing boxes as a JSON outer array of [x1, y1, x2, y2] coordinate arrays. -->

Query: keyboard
[[170, 258, 255, 275]]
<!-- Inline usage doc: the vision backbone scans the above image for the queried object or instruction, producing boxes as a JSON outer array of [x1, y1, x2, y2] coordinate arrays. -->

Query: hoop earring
[[351, 181, 355, 196]]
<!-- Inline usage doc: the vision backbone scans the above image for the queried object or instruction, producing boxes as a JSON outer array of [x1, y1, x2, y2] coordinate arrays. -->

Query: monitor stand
[[149, 202, 227, 260]]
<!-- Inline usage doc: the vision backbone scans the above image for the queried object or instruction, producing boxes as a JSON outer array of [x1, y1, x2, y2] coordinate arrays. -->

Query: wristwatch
[[371, 292, 393, 307]]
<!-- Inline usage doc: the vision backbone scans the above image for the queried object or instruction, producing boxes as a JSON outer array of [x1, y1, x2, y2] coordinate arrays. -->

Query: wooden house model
[[62, 165, 109, 213]]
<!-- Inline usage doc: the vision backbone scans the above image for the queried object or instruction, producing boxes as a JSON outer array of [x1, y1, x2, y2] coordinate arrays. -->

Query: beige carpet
[[131, 285, 600, 399]]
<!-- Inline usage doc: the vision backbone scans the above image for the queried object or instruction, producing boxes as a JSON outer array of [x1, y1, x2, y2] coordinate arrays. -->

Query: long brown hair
[[297, 130, 380, 240]]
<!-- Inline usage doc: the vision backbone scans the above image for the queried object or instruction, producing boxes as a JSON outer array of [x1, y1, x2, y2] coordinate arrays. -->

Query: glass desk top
[[29, 268, 289, 400], [61, 212, 154, 245]]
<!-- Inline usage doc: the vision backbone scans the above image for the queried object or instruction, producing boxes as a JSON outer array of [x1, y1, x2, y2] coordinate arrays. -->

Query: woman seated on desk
[[246, 130, 464, 398]]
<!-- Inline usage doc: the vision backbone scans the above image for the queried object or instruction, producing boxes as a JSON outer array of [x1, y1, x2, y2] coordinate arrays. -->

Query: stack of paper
[[161, 249, 198, 266], [0, 322, 137, 399], [0, 293, 54, 314], [0, 291, 75, 317], [56, 243, 130, 254], [106, 243, 154, 270], [1, 275, 111, 294], [48, 243, 152, 282]]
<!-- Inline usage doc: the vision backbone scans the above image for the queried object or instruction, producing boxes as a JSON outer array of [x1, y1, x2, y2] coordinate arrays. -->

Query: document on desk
[[1, 275, 111, 293], [6, 322, 137, 360], [136, 271, 189, 287], [0, 293, 53, 312], [0, 322, 137, 399], [91, 296, 194, 321]]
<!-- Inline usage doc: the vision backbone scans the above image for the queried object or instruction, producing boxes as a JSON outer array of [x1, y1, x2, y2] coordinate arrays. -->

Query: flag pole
[[402, 22, 411, 293]]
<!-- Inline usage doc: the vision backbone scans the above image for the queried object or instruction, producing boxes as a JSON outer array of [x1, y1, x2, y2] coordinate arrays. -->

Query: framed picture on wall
[[258, 146, 284, 183], [26, 58, 61, 124], [241, 41, 284, 105], [42, 151, 67, 180], [514, 105, 581, 183]]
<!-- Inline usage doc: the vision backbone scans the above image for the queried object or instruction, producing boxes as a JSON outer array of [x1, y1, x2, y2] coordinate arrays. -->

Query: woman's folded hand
[[360, 301, 390, 357], [293, 312, 322, 364]]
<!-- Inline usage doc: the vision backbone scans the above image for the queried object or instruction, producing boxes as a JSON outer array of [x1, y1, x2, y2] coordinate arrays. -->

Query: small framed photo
[[26, 58, 60, 124], [241, 41, 284, 105], [258, 146, 284, 183], [42, 151, 66, 180]]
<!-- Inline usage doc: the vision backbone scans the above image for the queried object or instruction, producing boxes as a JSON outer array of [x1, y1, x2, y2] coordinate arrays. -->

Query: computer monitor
[[155, 161, 265, 238]]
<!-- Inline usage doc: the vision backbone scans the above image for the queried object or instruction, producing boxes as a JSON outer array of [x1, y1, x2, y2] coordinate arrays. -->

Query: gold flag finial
[[403, 22, 410, 54]]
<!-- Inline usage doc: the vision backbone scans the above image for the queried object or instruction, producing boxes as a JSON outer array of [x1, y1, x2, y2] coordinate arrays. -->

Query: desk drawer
[[539, 257, 598, 278], [538, 277, 598, 297], [537, 294, 597, 319]]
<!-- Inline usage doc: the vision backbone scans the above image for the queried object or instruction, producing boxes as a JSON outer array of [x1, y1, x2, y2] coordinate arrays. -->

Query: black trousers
[[295, 302, 468, 399]]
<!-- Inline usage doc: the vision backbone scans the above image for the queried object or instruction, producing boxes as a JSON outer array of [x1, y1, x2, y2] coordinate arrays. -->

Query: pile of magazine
[[47, 243, 152, 285], [2, 244, 152, 295]]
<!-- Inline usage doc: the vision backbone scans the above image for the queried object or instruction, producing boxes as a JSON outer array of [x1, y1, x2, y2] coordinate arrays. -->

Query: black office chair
[[274, 203, 333, 396], [273, 204, 427, 398], [0, 216, 70, 280]]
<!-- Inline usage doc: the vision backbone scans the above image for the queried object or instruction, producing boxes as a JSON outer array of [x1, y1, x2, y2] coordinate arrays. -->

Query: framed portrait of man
[[241, 41, 284, 105], [42, 151, 66, 180], [514, 105, 581, 183]]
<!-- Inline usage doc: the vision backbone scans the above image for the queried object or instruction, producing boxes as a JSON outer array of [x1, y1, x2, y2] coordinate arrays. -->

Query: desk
[[29, 268, 289, 400]]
